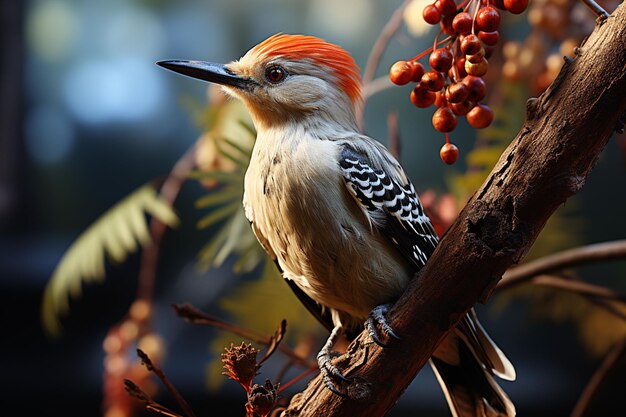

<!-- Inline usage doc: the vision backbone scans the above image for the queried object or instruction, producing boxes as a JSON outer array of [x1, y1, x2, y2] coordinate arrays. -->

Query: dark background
[[1, 0, 625, 415]]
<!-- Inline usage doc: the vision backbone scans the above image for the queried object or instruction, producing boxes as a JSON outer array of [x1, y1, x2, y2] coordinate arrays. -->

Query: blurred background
[[1, 0, 625, 416]]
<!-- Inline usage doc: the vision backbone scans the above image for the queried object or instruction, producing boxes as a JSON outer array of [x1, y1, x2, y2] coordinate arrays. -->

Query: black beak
[[157, 60, 251, 90]]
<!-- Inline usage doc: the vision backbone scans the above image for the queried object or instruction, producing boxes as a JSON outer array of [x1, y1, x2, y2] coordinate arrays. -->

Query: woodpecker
[[159, 34, 515, 417]]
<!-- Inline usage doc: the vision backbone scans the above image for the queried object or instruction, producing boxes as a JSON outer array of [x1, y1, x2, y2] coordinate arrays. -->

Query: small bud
[[247, 379, 279, 417], [222, 342, 260, 392]]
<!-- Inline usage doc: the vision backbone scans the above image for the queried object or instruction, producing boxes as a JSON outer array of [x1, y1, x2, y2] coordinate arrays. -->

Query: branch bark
[[283, 4, 626, 416]]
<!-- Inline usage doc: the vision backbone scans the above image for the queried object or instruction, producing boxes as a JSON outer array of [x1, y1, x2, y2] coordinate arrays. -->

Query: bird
[[158, 33, 516, 417]]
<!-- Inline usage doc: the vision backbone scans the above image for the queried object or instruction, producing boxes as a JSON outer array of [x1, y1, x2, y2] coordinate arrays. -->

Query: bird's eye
[[265, 66, 287, 84]]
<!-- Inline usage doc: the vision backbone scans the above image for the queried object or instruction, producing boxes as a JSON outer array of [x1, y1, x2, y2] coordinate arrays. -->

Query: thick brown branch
[[284, 5, 626, 416], [498, 240, 626, 290]]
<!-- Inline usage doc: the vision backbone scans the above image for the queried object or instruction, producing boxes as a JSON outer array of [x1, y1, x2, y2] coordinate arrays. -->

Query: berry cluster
[[390, 0, 529, 164]]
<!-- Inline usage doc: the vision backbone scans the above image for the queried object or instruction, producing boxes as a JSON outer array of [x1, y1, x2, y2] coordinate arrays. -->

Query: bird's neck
[[250, 106, 359, 138]]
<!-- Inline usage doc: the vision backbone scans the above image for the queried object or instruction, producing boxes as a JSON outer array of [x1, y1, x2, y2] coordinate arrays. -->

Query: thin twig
[[362, 75, 393, 99], [580, 0, 610, 19], [570, 337, 626, 417], [124, 379, 184, 417], [498, 240, 626, 290], [278, 366, 319, 393], [587, 297, 626, 322], [172, 304, 316, 368], [137, 349, 197, 417], [529, 274, 626, 302], [137, 144, 198, 303], [357, 0, 412, 131]]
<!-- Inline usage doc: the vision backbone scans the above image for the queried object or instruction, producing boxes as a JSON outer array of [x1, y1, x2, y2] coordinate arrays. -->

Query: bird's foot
[[317, 347, 349, 397], [365, 303, 400, 347]]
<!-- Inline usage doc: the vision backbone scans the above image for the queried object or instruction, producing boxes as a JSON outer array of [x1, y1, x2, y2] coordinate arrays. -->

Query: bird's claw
[[318, 348, 349, 396], [365, 303, 400, 347]]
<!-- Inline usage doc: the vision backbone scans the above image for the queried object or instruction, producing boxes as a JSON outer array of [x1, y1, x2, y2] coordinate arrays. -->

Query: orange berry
[[408, 61, 425, 82], [432, 107, 458, 132], [435, 0, 457, 15], [390, 61, 413, 85], [467, 103, 494, 128], [421, 70, 445, 92], [452, 12, 473, 35], [423, 4, 442, 24], [461, 34, 482, 55], [410, 85, 436, 108], [462, 75, 486, 101], [435, 91, 448, 108], [449, 100, 475, 115], [440, 142, 459, 164], [429, 48, 453, 72], [504, 0, 528, 14], [476, 6, 501, 32], [478, 31, 500, 46], [445, 82, 469, 103]]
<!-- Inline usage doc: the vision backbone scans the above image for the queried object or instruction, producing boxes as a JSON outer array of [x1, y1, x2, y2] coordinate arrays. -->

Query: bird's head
[[158, 34, 362, 130]]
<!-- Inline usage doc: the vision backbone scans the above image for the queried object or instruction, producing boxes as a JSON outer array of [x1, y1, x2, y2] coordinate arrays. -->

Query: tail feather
[[430, 345, 515, 417], [456, 309, 516, 381], [431, 310, 515, 417]]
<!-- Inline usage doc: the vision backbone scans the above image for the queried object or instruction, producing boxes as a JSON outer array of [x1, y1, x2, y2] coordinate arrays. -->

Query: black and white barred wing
[[339, 147, 439, 270]]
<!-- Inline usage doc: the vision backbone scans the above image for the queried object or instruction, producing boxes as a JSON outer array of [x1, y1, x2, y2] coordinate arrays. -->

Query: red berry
[[467, 47, 486, 63], [461, 34, 481, 55], [440, 14, 455, 36], [449, 100, 475, 115], [410, 85, 436, 108], [467, 103, 494, 128], [504, 0, 528, 14], [484, 46, 495, 59], [440, 142, 459, 164], [452, 12, 473, 35], [478, 31, 500, 46], [476, 6, 501, 32], [423, 4, 442, 24], [490, 0, 506, 10], [408, 61, 425, 82], [465, 58, 488, 76], [435, 91, 448, 108], [421, 70, 445, 92], [389, 61, 413, 85], [455, 56, 468, 78], [445, 82, 469, 103], [462, 75, 486, 101], [432, 107, 458, 132], [429, 48, 453, 72], [435, 0, 457, 15]]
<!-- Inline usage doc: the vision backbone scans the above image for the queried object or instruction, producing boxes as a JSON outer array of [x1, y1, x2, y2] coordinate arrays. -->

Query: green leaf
[[189, 170, 244, 183], [195, 187, 240, 209], [41, 184, 179, 337], [196, 202, 240, 230]]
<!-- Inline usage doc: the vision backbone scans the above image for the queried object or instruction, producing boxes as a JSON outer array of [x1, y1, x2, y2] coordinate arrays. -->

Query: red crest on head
[[251, 33, 363, 105]]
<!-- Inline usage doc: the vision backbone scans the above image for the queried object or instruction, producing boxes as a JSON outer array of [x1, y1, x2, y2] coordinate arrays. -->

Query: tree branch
[[284, 5, 626, 416], [498, 239, 626, 290], [570, 337, 626, 417]]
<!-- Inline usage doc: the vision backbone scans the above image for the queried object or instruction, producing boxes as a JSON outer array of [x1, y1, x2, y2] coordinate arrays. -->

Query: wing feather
[[339, 145, 438, 271]]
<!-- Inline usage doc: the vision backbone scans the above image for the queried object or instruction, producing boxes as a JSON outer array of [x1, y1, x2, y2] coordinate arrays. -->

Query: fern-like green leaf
[[41, 184, 179, 337]]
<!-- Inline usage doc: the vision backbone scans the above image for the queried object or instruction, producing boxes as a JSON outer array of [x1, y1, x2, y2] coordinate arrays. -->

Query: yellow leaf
[[41, 184, 179, 337]]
